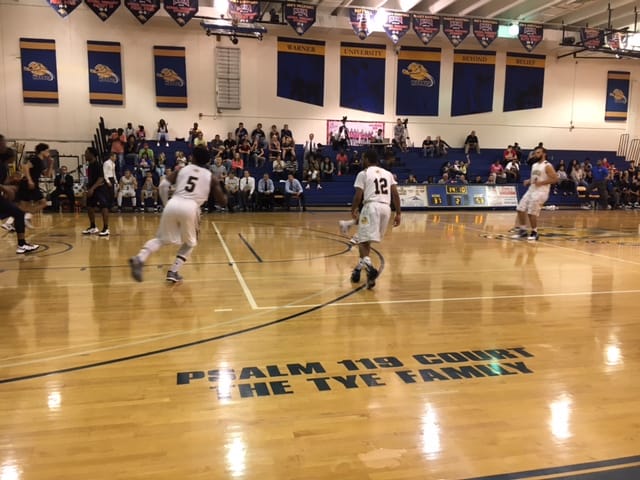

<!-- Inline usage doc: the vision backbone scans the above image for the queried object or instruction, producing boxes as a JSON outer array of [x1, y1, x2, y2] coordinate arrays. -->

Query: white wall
[[0, 0, 637, 157]]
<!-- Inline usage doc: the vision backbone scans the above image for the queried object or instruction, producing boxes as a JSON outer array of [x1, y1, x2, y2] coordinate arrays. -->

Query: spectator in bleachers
[[257, 173, 275, 211], [269, 124, 280, 141], [434, 136, 450, 157], [406, 173, 418, 184], [464, 130, 480, 155], [284, 154, 298, 178], [269, 134, 281, 163], [231, 152, 244, 177], [110, 128, 126, 172], [250, 141, 266, 168], [305, 158, 322, 190], [124, 135, 138, 168], [349, 151, 362, 174], [372, 128, 384, 143], [156, 119, 169, 147], [626, 176, 640, 207], [235, 122, 248, 143], [503, 145, 517, 165], [505, 157, 520, 182], [513, 142, 522, 160], [193, 131, 207, 148], [321, 156, 335, 181], [282, 135, 296, 162], [456, 174, 469, 184], [571, 162, 588, 188], [489, 159, 504, 178], [485, 173, 496, 185], [174, 151, 187, 168], [136, 125, 146, 141], [586, 158, 610, 209], [188, 122, 201, 147], [138, 142, 154, 164], [422, 136, 435, 157], [567, 159, 579, 177], [336, 149, 348, 176], [281, 124, 293, 140], [303, 133, 319, 172], [125, 122, 135, 138], [50, 165, 75, 212], [210, 157, 227, 180], [210, 134, 224, 157], [438, 173, 450, 184], [225, 170, 240, 212], [555, 164, 574, 194], [284, 173, 306, 211], [393, 118, 407, 152], [238, 139, 251, 166], [251, 123, 266, 147], [239, 170, 255, 211], [224, 132, 237, 154], [272, 154, 286, 183]]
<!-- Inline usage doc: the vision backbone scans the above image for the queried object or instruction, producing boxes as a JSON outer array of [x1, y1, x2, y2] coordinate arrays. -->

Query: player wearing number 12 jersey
[[350, 150, 401, 289], [129, 147, 226, 283]]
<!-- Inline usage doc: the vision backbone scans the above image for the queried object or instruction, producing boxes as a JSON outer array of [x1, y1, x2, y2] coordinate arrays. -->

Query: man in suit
[[50, 165, 75, 211]]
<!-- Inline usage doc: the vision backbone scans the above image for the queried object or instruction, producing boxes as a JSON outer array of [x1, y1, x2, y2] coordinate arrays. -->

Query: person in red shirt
[[110, 128, 126, 173], [336, 149, 348, 176]]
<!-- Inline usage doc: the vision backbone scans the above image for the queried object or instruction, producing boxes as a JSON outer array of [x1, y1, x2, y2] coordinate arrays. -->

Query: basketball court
[[1, 209, 640, 479]]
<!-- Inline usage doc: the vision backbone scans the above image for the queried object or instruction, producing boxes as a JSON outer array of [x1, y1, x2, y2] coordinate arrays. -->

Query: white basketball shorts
[[357, 201, 391, 243]]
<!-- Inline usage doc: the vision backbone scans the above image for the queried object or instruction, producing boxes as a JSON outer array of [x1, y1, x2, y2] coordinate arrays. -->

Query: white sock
[[362, 256, 373, 268], [4, 217, 14, 225], [25, 213, 32, 220], [170, 244, 194, 273]]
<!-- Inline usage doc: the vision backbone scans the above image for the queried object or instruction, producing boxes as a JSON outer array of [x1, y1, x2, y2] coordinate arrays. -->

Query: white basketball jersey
[[173, 164, 212, 205], [354, 166, 397, 205], [121, 176, 135, 191], [530, 160, 551, 194]]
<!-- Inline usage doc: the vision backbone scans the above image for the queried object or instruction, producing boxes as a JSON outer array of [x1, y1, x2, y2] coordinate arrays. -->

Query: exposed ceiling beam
[[457, 0, 494, 16], [427, 0, 458, 14], [549, 0, 637, 26], [514, 0, 566, 21], [486, 0, 527, 18]]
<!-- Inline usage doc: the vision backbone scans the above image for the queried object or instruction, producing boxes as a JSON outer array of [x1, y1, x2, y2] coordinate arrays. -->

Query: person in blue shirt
[[587, 159, 610, 209], [284, 173, 306, 211], [256, 173, 275, 211]]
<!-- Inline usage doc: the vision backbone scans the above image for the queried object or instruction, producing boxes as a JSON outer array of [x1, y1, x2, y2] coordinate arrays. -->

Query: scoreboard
[[397, 184, 518, 209]]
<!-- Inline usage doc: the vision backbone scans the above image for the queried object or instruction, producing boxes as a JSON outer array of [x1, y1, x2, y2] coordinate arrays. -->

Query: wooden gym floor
[[1, 209, 640, 480]]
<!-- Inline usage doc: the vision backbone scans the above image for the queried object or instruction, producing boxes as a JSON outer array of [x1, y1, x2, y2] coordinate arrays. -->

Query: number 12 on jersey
[[374, 178, 388, 195]]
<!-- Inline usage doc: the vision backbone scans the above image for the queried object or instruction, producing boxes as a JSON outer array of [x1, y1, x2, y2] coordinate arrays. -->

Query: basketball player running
[[349, 150, 401, 289], [511, 146, 558, 241], [0, 184, 39, 254], [12, 143, 53, 229], [129, 146, 226, 283], [82, 147, 111, 236]]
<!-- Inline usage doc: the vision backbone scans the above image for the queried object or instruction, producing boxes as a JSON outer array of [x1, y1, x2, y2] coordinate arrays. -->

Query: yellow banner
[[608, 73, 630, 80], [340, 46, 386, 59], [20, 41, 56, 51], [88, 44, 121, 53], [506, 56, 545, 68], [454, 53, 495, 65], [277, 41, 325, 56], [153, 49, 185, 58], [398, 51, 440, 62]]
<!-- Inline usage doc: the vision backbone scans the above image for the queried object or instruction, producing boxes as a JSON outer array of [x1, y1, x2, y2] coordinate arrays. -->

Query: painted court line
[[212, 221, 259, 310], [255, 288, 640, 310]]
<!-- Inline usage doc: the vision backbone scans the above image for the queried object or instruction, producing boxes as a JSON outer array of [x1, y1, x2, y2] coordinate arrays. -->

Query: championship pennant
[[277, 37, 324, 106], [228, 0, 260, 23], [154, 46, 187, 107], [349, 8, 375, 40], [451, 50, 495, 116], [396, 46, 440, 116], [340, 42, 386, 114], [20, 38, 59, 104], [382, 11, 410, 44], [472, 19, 498, 48], [125, 0, 160, 24], [46, 0, 81, 17], [504, 52, 545, 112], [605, 71, 630, 122], [285, 3, 316, 36], [412, 14, 440, 46], [580, 27, 603, 50], [442, 17, 470, 47], [519, 23, 543, 52], [87, 41, 123, 105], [164, 0, 198, 26], [85, 0, 121, 20]]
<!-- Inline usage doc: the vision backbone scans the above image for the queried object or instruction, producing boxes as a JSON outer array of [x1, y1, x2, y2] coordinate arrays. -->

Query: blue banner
[[349, 8, 374, 40], [451, 50, 495, 116], [443, 17, 470, 47], [580, 27, 603, 50], [46, 0, 81, 17], [228, 0, 259, 23], [154, 46, 187, 108], [20, 38, 59, 104], [285, 3, 316, 36], [396, 47, 440, 116], [382, 12, 410, 44], [503, 52, 545, 112], [519, 23, 543, 52], [85, 0, 121, 21], [340, 42, 386, 114], [605, 71, 630, 122], [125, 0, 160, 24], [164, 0, 198, 26], [412, 14, 440, 46], [277, 37, 324, 106], [87, 41, 123, 105], [472, 18, 498, 48]]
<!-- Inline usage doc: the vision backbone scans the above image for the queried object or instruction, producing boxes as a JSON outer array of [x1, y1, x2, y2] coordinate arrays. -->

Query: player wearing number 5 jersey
[[350, 150, 401, 289], [129, 146, 227, 283]]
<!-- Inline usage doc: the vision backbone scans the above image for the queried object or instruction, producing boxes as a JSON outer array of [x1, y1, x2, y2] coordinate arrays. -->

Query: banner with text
[[326, 119, 385, 146], [442, 17, 470, 47], [277, 37, 324, 107], [228, 0, 259, 23], [46, 0, 81, 17], [340, 42, 386, 114], [154, 46, 187, 108], [412, 14, 440, 46], [125, 0, 160, 24], [349, 8, 375, 40], [382, 11, 410, 44], [85, 0, 120, 21], [20, 38, 59, 104], [87, 41, 123, 105], [164, 0, 198, 26], [451, 50, 495, 116], [580, 27, 603, 50], [503, 52, 545, 112], [519, 23, 543, 52], [605, 71, 630, 122], [472, 18, 498, 48], [396, 47, 440, 116], [285, 3, 315, 36]]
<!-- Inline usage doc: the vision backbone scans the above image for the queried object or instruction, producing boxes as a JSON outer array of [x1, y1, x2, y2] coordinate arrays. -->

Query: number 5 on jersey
[[185, 176, 199, 192]]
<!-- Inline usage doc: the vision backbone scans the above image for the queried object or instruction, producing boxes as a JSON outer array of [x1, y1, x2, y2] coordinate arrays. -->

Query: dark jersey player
[[82, 147, 111, 236], [0, 184, 39, 254]]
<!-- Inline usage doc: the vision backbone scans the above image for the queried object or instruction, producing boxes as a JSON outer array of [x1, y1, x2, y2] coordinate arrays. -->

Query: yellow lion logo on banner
[[157, 68, 184, 87], [609, 88, 627, 104], [90, 64, 120, 83], [402, 62, 434, 87], [23, 61, 55, 81]]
